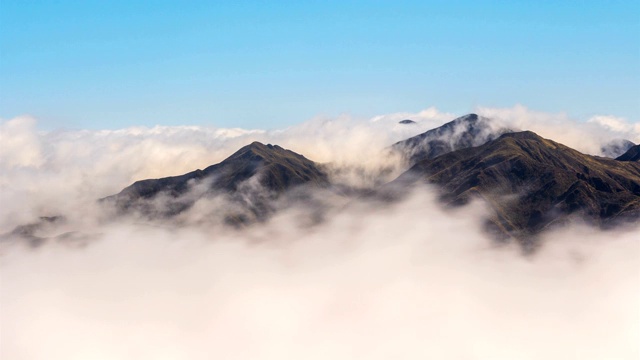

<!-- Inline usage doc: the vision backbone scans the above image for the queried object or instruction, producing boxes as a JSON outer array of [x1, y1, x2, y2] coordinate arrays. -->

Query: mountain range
[[7, 114, 640, 246]]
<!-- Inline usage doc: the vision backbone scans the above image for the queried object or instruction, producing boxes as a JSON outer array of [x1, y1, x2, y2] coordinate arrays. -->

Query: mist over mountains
[[102, 141, 329, 225], [392, 113, 510, 165], [47, 112, 636, 247], [617, 144, 640, 162], [3, 109, 640, 246], [395, 129, 640, 245], [1, 107, 639, 360]]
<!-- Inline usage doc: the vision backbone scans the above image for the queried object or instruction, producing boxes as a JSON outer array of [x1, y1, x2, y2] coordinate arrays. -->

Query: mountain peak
[[243, 141, 282, 152], [458, 113, 478, 120], [105, 141, 329, 220], [392, 113, 510, 164], [498, 130, 544, 141], [226, 141, 289, 162], [246, 141, 280, 150], [441, 113, 481, 129], [248, 140, 267, 148]]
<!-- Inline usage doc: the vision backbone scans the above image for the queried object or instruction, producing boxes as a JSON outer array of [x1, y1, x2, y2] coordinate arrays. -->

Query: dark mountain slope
[[392, 113, 510, 165], [394, 131, 640, 242], [104, 142, 329, 219], [616, 144, 640, 162]]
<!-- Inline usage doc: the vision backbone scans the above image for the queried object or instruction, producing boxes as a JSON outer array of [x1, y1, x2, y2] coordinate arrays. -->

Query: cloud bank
[[3, 105, 638, 230], [1, 106, 639, 359]]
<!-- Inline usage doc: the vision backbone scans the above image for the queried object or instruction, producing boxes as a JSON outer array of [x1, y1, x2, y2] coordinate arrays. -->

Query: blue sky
[[1, 0, 638, 130]]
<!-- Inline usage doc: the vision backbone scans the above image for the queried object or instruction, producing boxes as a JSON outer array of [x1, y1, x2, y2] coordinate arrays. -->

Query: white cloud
[[587, 114, 640, 135], [0, 110, 445, 229], [1, 107, 639, 359], [476, 104, 640, 154], [0, 116, 44, 168], [1, 189, 638, 360]]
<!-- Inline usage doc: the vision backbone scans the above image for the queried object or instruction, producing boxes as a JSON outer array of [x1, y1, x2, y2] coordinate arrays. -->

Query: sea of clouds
[[1, 105, 639, 359]]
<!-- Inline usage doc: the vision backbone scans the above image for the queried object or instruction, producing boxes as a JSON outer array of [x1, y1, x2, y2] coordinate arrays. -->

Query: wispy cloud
[[476, 104, 640, 154], [1, 106, 639, 359]]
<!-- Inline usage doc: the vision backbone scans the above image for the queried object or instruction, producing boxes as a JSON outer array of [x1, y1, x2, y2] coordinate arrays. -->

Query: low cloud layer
[[2, 190, 638, 360], [2, 105, 638, 231], [1, 106, 639, 359]]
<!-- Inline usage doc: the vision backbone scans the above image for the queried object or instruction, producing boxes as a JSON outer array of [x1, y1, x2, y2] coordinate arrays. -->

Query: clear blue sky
[[1, 1, 639, 130]]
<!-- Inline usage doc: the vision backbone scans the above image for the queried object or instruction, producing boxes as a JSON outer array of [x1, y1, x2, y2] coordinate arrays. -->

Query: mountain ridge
[[393, 130, 640, 243]]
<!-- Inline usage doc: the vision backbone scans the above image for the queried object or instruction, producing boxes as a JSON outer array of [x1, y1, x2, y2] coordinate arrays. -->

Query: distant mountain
[[601, 139, 636, 158], [616, 145, 640, 162], [103, 142, 329, 222], [392, 113, 510, 165], [393, 131, 640, 245]]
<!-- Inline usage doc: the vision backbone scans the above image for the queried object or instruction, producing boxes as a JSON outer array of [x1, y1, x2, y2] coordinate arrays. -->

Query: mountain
[[616, 144, 640, 162], [393, 131, 640, 245], [103, 142, 329, 221], [392, 113, 510, 165], [601, 139, 636, 158]]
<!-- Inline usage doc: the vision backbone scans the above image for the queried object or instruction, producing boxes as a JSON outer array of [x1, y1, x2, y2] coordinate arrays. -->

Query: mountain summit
[[392, 113, 510, 165], [104, 141, 329, 219]]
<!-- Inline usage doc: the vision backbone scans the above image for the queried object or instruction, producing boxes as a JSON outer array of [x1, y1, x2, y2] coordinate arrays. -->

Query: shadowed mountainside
[[616, 144, 640, 162], [392, 131, 640, 244], [392, 113, 511, 165]]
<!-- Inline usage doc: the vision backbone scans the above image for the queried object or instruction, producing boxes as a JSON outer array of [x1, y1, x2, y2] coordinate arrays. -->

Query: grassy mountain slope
[[395, 131, 640, 241]]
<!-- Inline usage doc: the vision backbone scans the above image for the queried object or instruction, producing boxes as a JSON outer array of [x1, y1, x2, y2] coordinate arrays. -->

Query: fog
[[1, 106, 639, 359]]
